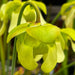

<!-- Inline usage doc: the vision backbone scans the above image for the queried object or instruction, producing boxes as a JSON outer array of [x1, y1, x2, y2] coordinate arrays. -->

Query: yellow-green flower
[[60, 1, 75, 52], [7, 22, 75, 73], [60, 1, 75, 28]]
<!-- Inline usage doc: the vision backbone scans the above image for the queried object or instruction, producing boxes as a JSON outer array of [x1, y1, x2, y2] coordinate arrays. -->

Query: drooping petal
[[41, 44, 57, 73], [40, 13, 46, 25], [32, 1, 47, 14], [65, 8, 75, 28], [61, 28, 75, 41], [8, 12, 26, 32], [0, 19, 7, 36], [57, 33, 65, 50], [18, 43, 38, 70], [5, 1, 22, 19], [55, 41, 65, 63], [70, 39, 75, 52], [7, 23, 30, 43], [60, 1, 75, 15]]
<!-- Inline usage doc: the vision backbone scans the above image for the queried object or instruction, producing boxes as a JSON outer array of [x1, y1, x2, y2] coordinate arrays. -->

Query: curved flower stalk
[[7, 21, 75, 73], [0, 0, 47, 35]]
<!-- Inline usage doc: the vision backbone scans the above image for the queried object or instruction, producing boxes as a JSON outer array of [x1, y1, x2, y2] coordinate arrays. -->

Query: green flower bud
[[23, 5, 36, 22]]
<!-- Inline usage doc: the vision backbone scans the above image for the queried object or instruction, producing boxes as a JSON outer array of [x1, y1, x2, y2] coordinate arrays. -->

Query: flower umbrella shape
[[7, 22, 75, 73]]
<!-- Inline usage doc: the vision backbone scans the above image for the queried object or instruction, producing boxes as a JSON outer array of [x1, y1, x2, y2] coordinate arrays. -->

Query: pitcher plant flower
[[6, 0, 75, 73], [7, 21, 75, 73], [0, 0, 75, 73], [60, 1, 75, 28]]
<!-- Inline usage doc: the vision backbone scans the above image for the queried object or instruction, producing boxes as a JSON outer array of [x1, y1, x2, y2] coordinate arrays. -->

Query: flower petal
[[26, 25, 60, 43], [32, 1, 47, 14], [18, 43, 38, 70], [33, 43, 48, 56], [41, 45, 57, 73], [7, 23, 30, 43], [61, 1, 75, 15], [34, 55, 43, 62], [70, 39, 75, 52], [65, 8, 75, 28], [71, 41, 75, 52], [61, 28, 75, 41], [55, 41, 65, 63], [58, 33, 65, 50], [8, 12, 26, 32]]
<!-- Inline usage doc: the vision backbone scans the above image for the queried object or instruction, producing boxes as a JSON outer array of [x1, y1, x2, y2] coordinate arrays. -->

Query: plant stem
[[11, 38, 17, 75], [7, 42, 11, 75], [17, 1, 41, 25], [51, 11, 61, 24], [2, 0, 8, 4], [53, 62, 75, 75], [0, 36, 5, 75]]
